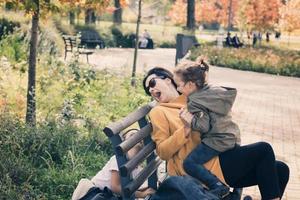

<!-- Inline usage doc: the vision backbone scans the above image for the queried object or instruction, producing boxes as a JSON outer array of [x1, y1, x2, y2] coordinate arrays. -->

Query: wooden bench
[[103, 101, 161, 200], [103, 101, 244, 200], [62, 35, 94, 63], [80, 30, 105, 49]]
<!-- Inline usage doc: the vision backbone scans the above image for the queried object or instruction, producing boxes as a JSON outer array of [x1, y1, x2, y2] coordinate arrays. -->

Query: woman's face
[[174, 74, 197, 96], [145, 74, 177, 103]]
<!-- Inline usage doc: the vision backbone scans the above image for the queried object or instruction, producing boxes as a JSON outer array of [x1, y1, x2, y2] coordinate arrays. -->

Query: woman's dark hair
[[174, 58, 209, 89], [143, 67, 177, 95]]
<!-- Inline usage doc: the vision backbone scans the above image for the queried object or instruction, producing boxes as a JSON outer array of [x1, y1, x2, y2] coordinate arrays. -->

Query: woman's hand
[[179, 108, 194, 137], [135, 187, 156, 198]]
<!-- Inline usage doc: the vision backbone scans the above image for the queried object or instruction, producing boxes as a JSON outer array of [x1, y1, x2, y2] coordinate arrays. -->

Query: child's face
[[174, 74, 197, 96]]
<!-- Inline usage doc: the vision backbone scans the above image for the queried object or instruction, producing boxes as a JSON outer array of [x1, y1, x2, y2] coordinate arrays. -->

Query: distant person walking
[[252, 32, 257, 47], [275, 31, 281, 39], [266, 32, 270, 42]]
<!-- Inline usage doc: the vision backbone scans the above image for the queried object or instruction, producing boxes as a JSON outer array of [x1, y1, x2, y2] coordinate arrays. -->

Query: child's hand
[[136, 187, 156, 198], [184, 126, 191, 138], [179, 108, 193, 127]]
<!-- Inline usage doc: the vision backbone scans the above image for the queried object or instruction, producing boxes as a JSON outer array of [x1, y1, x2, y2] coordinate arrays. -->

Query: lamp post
[[131, 0, 142, 87]]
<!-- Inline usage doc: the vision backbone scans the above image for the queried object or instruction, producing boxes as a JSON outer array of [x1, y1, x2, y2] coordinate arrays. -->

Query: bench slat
[[120, 141, 156, 177], [123, 157, 162, 198], [116, 124, 152, 156], [103, 102, 156, 137]]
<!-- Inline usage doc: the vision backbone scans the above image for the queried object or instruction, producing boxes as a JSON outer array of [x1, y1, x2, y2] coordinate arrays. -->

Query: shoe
[[210, 183, 230, 199], [243, 195, 253, 200]]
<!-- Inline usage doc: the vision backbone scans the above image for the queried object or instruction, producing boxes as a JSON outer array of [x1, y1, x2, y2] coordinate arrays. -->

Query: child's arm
[[179, 108, 193, 138], [191, 110, 210, 133], [180, 107, 210, 134]]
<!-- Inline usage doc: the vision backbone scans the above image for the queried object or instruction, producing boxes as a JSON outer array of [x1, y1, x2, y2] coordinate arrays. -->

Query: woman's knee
[[276, 161, 290, 183], [257, 142, 275, 159]]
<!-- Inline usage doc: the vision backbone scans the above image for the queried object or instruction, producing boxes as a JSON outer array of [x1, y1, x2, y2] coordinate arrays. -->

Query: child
[[174, 58, 241, 199], [72, 129, 155, 200]]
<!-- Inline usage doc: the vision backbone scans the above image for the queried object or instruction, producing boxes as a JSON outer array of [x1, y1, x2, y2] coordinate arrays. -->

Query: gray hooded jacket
[[188, 85, 241, 152]]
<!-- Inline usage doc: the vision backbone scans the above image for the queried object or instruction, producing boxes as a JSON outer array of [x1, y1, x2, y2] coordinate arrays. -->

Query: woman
[[142, 67, 289, 200], [72, 130, 154, 200]]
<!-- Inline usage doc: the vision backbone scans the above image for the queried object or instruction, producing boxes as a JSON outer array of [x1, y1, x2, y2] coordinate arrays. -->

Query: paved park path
[[86, 48, 300, 199]]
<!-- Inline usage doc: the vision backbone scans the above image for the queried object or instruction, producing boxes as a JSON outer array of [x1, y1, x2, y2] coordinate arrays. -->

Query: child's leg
[[183, 143, 221, 188], [183, 143, 230, 198]]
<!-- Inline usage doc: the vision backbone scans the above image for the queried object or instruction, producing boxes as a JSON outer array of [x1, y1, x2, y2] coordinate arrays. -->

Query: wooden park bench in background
[[103, 101, 244, 200], [79, 30, 105, 49], [62, 35, 94, 63]]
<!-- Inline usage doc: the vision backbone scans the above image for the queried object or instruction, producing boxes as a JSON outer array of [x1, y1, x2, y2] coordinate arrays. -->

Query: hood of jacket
[[188, 85, 237, 115]]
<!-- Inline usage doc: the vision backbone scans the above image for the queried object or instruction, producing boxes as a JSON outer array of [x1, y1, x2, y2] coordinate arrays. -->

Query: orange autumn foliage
[[168, 0, 239, 26], [168, 0, 186, 25], [279, 0, 300, 33], [244, 0, 281, 31]]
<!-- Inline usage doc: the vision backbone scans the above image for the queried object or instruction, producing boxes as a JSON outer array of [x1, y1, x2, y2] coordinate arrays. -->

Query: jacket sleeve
[[149, 107, 189, 160], [191, 109, 210, 133]]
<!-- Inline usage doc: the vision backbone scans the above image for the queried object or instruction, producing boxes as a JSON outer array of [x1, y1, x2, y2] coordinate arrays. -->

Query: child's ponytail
[[175, 56, 210, 90], [196, 56, 209, 72]]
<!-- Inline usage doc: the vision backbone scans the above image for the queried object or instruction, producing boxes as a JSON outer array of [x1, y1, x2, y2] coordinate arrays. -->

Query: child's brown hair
[[174, 57, 209, 90]]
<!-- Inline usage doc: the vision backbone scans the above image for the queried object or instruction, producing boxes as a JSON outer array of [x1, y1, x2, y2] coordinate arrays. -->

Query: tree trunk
[[69, 11, 75, 25], [85, 9, 96, 24], [227, 0, 233, 31], [76, 8, 81, 25], [113, 0, 122, 25], [187, 0, 195, 30], [131, 0, 142, 87], [26, 0, 39, 126]]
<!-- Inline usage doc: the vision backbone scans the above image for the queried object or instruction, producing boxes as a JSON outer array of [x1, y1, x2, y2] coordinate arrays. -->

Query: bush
[[190, 43, 300, 77], [0, 113, 113, 199], [111, 26, 135, 48], [0, 28, 27, 62], [158, 41, 176, 48], [0, 55, 150, 199], [73, 25, 136, 48], [0, 18, 20, 40], [0, 68, 150, 199]]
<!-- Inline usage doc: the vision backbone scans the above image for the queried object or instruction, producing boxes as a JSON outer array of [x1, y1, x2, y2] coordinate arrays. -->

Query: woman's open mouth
[[153, 91, 161, 99]]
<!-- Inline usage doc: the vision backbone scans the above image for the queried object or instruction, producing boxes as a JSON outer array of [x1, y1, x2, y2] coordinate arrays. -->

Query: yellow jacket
[[149, 95, 226, 183]]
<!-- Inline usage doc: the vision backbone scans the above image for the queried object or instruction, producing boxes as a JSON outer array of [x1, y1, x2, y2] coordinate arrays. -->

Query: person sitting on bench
[[142, 67, 289, 200], [140, 29, 154, 49], [225, 32, 233, 47], [232, 34, 243, 48], [72, 130, 155, 200]]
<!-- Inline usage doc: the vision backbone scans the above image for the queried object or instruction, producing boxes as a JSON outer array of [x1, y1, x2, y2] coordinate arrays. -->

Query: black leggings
[[219, 142, 289, 200]]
